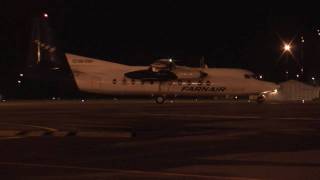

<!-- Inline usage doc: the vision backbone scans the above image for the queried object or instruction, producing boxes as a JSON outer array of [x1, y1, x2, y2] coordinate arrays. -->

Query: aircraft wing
[[125, 59, 207, 81]]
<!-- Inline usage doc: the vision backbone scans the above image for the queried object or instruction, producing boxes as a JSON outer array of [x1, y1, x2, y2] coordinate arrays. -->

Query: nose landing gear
[[256, 94, 266, 104]]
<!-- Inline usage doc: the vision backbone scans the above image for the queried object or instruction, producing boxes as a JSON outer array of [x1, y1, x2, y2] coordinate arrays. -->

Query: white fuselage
[[65, 53, 279, 97]]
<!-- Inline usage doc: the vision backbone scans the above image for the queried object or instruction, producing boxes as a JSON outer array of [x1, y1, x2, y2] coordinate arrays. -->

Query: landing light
[[273, 89, 278, 94], [270, 89, 278, 95]]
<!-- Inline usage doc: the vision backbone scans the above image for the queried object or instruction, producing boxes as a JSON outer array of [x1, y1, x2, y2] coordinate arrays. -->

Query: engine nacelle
[[172, 69, 207, 79], [150, 59, 175, 72], [124, 70, 177, 81]]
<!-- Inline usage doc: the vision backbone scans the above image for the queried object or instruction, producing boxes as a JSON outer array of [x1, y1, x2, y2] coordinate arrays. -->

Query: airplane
[[26, 14, 279, 103], [65, 53, 279, 104]]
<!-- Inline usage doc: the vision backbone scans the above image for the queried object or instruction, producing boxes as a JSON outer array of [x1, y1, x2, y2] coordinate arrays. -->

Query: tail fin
[[24, 14, 78, 98], [200, 56, 208, 69], [27, 15, 69, 76]]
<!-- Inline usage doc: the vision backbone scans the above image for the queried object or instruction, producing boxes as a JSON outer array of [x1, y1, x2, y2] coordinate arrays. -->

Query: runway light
[[296, 74, 300, 78], [285, 71, 289, 74], [43, 13, 48, 18], [259, 75, 263, 79], [312, 77, 315, 81], [17, 80, 21, 84], [19, 73, 24, 77], [302, 99, 305, 103], [81, 99, 85, 103]]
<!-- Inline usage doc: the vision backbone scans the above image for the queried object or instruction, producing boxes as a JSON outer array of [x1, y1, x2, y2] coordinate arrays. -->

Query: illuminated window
[[112, 79, 117, 84]]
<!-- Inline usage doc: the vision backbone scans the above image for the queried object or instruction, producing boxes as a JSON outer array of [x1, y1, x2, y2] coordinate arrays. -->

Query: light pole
[[282, 43, 292, 80], [300, 36, 304, 76]]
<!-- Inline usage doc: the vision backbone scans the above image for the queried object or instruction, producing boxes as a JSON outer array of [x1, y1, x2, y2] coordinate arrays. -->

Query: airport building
[[268, 80, 320, 101]]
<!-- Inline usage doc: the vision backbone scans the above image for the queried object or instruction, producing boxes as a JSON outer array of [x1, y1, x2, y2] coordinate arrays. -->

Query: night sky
[[1, 1, 320, 97]]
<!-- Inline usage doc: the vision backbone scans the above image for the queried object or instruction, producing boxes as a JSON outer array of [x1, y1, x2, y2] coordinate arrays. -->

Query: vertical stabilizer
[[24, 14, 78, 98]]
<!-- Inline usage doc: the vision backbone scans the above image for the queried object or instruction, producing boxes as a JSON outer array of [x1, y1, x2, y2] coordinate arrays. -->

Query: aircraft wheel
[[155, 96, 165, 104]]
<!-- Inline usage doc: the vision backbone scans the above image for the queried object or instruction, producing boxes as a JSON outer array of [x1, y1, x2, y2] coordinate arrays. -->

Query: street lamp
[[282, 42, 303, 80], [282, 42, 292, 80], [283, 43, 292, 52]]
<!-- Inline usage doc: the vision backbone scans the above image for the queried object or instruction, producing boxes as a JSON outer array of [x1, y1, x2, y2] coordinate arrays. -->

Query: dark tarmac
[[0, 100, 320, 180]]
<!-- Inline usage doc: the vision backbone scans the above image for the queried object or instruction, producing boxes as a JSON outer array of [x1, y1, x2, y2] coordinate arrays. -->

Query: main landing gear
[[155, 96, 166, 104]]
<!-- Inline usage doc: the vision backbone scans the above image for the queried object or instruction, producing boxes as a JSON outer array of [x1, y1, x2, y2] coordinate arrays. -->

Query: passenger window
[[112, 79, 117, 84], [206, 81, 211, 86], [122, 79, 127, 84], [141, 80, 144, 85], [244, 74, 250, 79], [150, 81, 154, 85], [198, 80, 203, 86], [187, 80, 192, 86], [178, 80, 182, 86], [131, 79, 135, 85]]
